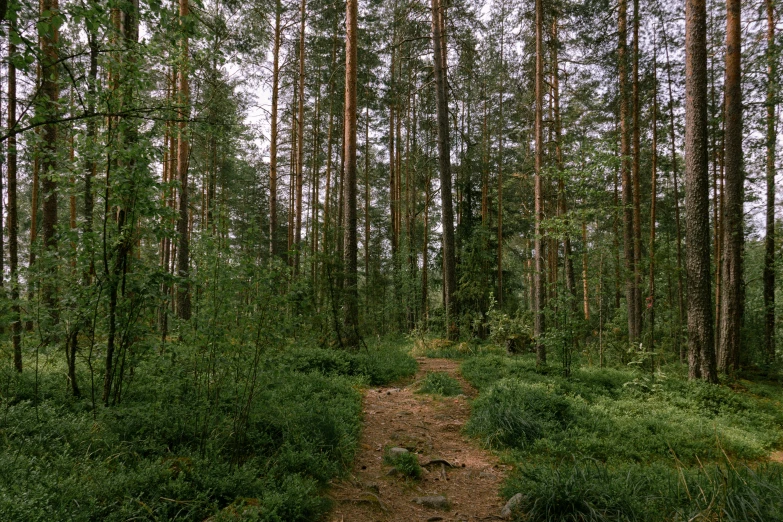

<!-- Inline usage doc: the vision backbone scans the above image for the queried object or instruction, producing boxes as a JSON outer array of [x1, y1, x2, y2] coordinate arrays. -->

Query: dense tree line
[[0, 0, 781, 397]]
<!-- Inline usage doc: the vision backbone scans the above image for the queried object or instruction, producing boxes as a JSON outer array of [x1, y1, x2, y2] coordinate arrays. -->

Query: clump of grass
[[383, 449, 422, 479], [417, 372, 463, 396], [502, 460, 783, 522], [273, 344, 417, 385], [466, 379, 573, 449]]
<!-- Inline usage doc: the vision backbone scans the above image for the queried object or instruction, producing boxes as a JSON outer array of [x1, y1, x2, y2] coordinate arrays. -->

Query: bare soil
[[328, 357, 509, 522]]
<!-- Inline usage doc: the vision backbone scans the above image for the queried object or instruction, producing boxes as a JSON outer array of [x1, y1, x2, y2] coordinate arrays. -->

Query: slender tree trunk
[[323, 24, 338, 255], [719, 0, 743, 374], [497, 13, 505, 308], [684, 0, 717, 382], [534, 0, 546, 364], [295, 0, 306, 274], [40, 0, 60, 326], [764, 0, 776, 364], [582, 222, 589, 320], [364, 102, 371, 305], [343, 0, 359, 347], [662, 27, 685, 361], [8, 26, 21, 371], [631, 0, 642, 341], [552, 15, 576, 305], [389, 43, 397, 258], [431, 0, 457, 338], [619, 0, 637, 345], [269, 1, 281, 257], [176, 0, 191, 320], [649, 36, 658, 353]]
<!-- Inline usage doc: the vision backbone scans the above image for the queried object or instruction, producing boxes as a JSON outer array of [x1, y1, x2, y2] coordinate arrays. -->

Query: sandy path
[[328, 357, 509, 522]]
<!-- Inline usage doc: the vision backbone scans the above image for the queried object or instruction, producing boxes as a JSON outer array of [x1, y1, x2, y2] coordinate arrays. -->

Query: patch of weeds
[[416, 372, 463, 396], [502, 459, 783, 522], [383, 449, 422, 479], [466, 379, 573, 449]]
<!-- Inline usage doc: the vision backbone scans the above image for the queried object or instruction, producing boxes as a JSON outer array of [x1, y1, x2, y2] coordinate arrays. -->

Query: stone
[[412, 495, 450, 510], [388, 447, 409, 457], [501, 493, 524, 519]]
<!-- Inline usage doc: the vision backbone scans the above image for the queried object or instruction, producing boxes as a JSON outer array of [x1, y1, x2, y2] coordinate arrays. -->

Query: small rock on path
[[329, 357, 509, 521]]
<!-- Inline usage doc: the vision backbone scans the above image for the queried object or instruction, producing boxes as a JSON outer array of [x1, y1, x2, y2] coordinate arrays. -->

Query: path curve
[[329, 357, 509, 521]]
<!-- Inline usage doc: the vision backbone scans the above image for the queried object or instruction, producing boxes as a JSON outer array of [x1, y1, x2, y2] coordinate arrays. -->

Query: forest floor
[[328, 357, 510, 522]]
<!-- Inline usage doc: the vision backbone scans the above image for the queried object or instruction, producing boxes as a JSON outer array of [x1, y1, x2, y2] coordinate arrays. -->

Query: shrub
[[383, 449, 422, 479], [466, 379, 574, 449], [417, 372, 463, 396]]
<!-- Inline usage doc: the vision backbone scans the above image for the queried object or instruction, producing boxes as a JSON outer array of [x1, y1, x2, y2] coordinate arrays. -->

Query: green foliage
[[416, 372, 463, 396], [383, 449, 422, 479], [0, 341, 393, 521], [273, 343, 417, 385], [503, 460, 783, 522], [466, 379, 574, 449], [465, 352, 783, 521]]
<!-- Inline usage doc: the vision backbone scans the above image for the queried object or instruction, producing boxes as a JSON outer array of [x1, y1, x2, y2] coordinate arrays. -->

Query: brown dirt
[[771, 451, 783, 464], [328, 357, 509, 522]]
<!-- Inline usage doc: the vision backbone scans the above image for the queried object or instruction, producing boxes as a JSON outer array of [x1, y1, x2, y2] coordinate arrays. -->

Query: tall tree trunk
[[662, 26, 685, 361], [176, 0, 191, 320], [649, 36, 658, 353], [552, 14, 576, 306], [8, 24, 21, 371], [619, 0, 637, 345], [343, 0, 359, 347], [631, 0, 642, 341], [431, 0, 457, 338], [389, 40, 397, 259], [764, 0, 776, 364], [719, 0, 743, 373], [534, 0, 546, 364], [295, 0, 306, 274], [40, 0, 60, 327], [497, 12, 505, 308], [684, 0, 717, 382], [269, 0, 281, 257], [364, 102, 371, 306]]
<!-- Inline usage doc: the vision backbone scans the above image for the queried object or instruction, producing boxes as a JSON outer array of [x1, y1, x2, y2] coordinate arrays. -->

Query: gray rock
[[389, 447, 409, 457], [501, 493, 524, 518], [412, 495, 450, 510]]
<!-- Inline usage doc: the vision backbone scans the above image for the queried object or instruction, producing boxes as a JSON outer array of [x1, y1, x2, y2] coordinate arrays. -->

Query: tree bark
[[662, 26, 685, 361], [619, 0, 637, 345], [431, 0, 457, 338], [176, 0, 191, 320], [718, 0, 743, 374], [343, 0, 359, 347], [684, 0, 717, 382], [649, 36, 658, 353], [40, 0, 60, 325], [631, 0, 642, 341], [295, 0, 306, 274], [764, 0, 776, 364], [534, 0, 546, 364], [269, 0, 281, 257], [8, 23, 21, 371]]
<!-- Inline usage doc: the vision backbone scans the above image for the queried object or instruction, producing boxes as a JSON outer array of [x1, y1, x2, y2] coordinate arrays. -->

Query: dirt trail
[[328, 357, 509, 522]]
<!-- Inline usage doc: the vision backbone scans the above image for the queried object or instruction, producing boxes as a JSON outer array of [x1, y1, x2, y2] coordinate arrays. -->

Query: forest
[[1, 0, 783, 519]]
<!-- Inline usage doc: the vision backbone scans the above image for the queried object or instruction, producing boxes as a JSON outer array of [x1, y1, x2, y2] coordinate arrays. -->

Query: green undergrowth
[[462, 353, 783, 521], [416, 371, 464, 396], [411, 337, 506, 359], [0, 341, 416, 521], [383, 448, 422, 479]]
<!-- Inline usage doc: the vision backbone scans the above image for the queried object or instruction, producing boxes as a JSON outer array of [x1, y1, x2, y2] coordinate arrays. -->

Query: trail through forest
[[328, 358, 510, 521]]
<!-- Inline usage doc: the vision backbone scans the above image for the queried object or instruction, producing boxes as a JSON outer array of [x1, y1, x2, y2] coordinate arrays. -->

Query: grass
[[0, 340, 417, 521], [416, 372, 464, 396], [462, 352, 783, 521], [383, 448, 422, 479]]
